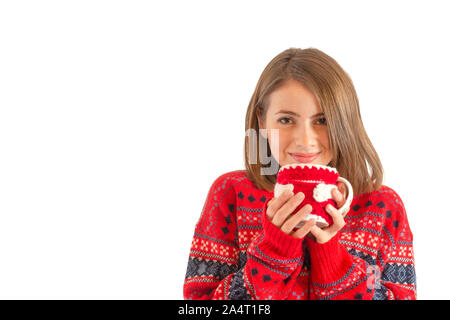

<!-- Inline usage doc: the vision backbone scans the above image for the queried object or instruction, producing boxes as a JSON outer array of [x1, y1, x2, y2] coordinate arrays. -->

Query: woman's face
[[258, 79, 333, 167]]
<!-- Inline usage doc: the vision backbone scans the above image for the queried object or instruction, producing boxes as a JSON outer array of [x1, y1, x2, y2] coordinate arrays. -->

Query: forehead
[[267, 80, 321, 115]]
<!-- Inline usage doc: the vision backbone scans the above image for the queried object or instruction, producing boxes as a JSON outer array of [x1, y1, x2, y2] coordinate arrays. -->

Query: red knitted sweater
[[183, 170, 416, 300]]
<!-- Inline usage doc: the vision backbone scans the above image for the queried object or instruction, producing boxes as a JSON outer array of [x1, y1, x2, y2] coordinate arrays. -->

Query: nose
[[294, 122, 316, 148]]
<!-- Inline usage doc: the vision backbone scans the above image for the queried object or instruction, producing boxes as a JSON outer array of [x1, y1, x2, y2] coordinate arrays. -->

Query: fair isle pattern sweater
[[183, 170, 416, 300]]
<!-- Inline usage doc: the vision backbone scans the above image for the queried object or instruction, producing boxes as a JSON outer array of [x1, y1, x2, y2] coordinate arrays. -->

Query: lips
[[289, 152, 321, 163]]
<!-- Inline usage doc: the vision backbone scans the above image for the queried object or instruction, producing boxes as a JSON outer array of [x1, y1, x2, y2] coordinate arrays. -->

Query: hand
[[308, 184, 349, 244], [266, 190, 316, 239], [331, 181, 350, 216]]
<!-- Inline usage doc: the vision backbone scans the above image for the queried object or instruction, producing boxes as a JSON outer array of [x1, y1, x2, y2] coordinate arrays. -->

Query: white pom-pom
[[274, 183, 294, 198], [313, 183, 337, 202]]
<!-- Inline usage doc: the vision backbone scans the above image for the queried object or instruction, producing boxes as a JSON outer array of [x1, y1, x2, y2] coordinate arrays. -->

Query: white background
[[0, 0, 448, 299]]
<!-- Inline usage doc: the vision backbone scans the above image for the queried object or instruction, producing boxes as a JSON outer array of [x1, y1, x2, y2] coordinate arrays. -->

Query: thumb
[[338, 182, 347, 198]]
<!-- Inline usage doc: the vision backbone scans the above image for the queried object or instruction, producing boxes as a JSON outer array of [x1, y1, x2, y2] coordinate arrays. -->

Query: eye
[[278, 117, 292, 125], [316, 117, 327, 125]]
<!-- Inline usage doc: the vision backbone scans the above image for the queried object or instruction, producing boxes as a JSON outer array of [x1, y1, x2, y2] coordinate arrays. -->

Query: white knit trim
[[293, 180, 323, 184], [279, 163, 337, 174], [296, 213, 329, 229]]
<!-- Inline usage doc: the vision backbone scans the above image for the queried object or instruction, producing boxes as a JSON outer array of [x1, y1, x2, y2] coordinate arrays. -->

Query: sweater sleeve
[[183, 173, 306, 300], [305, 187, 417, 300], [374, 188, 417, 300]]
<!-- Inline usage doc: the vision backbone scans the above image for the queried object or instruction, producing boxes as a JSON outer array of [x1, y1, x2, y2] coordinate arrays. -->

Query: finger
[[292, 217, 316, 239], [266, 190, 293, 220], [272, 192, 305, 227], [309, 225, 328, 244], [280, 203, 312, 234], [331, 188, 345, 208], [325, 204, 346, 234], [265, 198, 274, 218], [337, 182, 347, 199]]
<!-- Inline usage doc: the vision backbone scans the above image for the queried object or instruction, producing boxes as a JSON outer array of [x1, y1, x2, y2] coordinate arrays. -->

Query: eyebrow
[[275, 110, 325, 118]]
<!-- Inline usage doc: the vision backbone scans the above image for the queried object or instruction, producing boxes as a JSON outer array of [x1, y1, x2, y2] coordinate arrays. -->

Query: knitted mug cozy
[[274, 163, 354, 228]]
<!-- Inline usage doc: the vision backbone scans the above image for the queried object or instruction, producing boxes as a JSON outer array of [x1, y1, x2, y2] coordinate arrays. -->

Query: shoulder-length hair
[[244, 47, 383, 196]]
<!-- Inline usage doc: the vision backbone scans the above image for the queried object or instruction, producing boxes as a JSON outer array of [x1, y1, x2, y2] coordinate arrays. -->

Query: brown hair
[[244, 47, 383, 196]]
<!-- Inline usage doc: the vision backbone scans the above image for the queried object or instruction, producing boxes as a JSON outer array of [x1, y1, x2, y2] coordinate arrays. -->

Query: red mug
[[274, 163, 353, 228]]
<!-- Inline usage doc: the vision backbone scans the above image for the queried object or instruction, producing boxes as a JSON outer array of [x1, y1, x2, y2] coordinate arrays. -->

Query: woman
[[183, 47, 416, 300]]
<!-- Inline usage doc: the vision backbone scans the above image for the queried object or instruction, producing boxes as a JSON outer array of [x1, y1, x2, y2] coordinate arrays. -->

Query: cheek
[[266, 129, 289, 161], [318, 131, 333, 161], [268, 129, 289, 150], [318, 130, 330, 149]]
